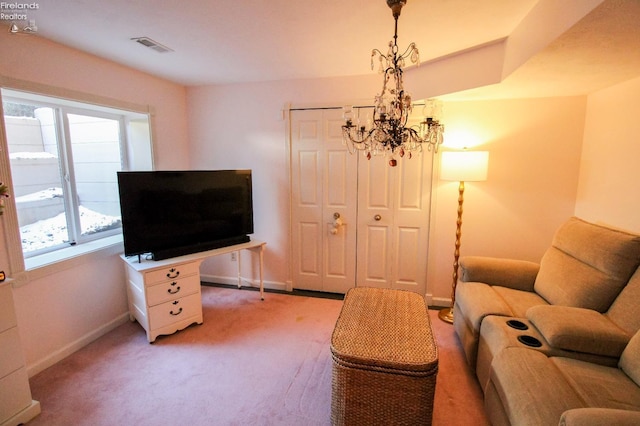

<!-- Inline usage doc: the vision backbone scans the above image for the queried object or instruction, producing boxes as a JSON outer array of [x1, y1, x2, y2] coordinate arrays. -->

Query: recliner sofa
[[452, 216, 640, 425]]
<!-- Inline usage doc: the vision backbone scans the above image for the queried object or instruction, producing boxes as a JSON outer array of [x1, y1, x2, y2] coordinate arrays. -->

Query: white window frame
[[0, 79, 155, 284]]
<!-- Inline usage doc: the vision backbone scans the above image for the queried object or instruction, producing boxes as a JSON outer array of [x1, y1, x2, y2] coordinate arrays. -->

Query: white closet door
[[355, 109, 433, 294], [290, 109, 358, 293], [291, 107, 433, 295]]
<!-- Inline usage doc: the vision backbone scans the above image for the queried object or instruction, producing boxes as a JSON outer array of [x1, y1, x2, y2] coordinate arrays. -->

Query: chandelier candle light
[[342, 0, 444, 167]]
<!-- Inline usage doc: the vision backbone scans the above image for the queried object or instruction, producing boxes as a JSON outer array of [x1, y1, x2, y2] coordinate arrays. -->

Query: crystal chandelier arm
[[371, 48, 393, 72], [342, 125, 376, 145], [398, 42, 420, 64]]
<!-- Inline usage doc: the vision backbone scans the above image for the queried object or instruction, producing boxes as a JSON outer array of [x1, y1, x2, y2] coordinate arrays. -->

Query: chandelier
[[342, 0, 444, 167]]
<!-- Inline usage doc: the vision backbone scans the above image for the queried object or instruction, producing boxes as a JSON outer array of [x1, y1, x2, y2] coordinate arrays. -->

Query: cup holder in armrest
[[506, 319, 529, 330], [517, 335, 542, 348]]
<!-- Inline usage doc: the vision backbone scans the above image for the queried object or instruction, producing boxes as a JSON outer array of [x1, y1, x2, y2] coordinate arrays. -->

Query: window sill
[[13, 235, 124, 287]]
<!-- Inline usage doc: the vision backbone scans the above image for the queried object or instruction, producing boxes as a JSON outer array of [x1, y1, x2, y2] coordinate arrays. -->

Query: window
[[1, 88, 153, 267]]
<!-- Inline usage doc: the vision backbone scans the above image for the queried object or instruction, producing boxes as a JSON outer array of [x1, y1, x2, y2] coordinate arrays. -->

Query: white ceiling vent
[[131, 37, 173, 53]]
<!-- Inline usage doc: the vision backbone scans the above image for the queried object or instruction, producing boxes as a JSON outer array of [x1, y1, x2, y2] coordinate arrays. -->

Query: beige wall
[[0, 32, 190, 170], [575, 76, 640, 233], [187, 77, 381, 290], [428, 97, 586, 304], [0, 32, 189, 374], [187, 82, 588, 304]]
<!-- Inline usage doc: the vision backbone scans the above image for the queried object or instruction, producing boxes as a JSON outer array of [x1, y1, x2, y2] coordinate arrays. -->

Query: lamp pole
[[439, 180, 465, 324], [437, 150, 489, 324]]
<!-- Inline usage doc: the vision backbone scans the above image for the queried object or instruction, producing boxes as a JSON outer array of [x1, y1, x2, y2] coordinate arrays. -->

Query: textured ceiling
[[5, 0, 640, 98]]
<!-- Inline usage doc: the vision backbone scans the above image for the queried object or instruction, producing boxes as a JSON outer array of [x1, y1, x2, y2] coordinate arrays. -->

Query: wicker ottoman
[[330, 287, 439, 425]]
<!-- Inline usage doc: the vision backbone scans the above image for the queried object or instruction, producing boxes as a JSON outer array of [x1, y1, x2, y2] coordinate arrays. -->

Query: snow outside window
[[1, 89, 153, 262]]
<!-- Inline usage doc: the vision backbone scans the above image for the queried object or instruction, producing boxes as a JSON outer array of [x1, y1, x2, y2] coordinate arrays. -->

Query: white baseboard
[[425, 293, 434, 306], [199, 273, 288, 292], [430, 296, 452, 309], [27, 312, 130, 378], [26, 276, 288, 377]]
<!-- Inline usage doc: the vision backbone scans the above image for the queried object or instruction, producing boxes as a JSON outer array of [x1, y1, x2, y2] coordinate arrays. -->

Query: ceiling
[[6, 0, 640, 99], [444, 0, 640, 100]]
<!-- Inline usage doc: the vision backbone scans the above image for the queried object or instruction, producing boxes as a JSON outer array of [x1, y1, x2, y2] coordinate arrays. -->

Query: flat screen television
[[117, 170, 254, 261]]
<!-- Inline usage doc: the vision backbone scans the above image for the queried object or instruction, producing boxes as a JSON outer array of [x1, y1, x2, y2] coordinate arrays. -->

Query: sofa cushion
[[620, 331, 640, 387], [490, 347, 584, 425], [459, 256, 539, 291], [607, 267, 640, 336], [491, 286, 548, 318], [560, 408, 640, 426], [534, 217, 640, 312], [454, 282, 513, 332], [527, 305, 630, 357], [552, 356, 640, 411]]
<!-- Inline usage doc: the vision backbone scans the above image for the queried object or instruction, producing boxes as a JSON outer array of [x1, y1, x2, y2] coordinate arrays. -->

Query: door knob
[[374, 214, 382, 221], [331, 212, 344, 234]]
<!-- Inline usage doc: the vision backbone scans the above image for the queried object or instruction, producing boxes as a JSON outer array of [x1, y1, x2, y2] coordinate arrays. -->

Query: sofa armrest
[[459, 256, 539, 292], [527, 305, 630, 358], [559, 408, 640, 426]]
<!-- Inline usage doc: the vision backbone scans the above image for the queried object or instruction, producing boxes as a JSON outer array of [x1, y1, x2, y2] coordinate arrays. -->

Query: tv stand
[[121, 240, 266, 342], [151, 235, 251, 261]]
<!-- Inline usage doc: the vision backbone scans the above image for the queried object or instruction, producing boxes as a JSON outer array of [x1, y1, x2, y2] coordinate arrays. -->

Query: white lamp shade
[[440, 151, 489, 182]]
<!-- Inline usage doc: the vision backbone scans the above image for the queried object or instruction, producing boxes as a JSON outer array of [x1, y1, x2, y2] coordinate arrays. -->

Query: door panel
[[395, 226, 420, 283], [355, 109, 433, 294], [299, 222, 320, 274], [298, 151, 319, 205], [291, 109, 357, 293], [363, 225, 390, 285], [367, 161, 392, 208], [391, 137, 431, 293], [322, 113, 357, 293], [291, 107, 433, 295], [291, 112, 324, 290], [323, 148, 352, 291], [357, 154, 393, 288]]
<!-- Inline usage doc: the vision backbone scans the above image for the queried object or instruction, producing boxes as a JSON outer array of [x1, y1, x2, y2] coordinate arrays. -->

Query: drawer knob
[[167, 286, 181, 295], [167, 268, 180, 279], [169, 307, 183, 316]]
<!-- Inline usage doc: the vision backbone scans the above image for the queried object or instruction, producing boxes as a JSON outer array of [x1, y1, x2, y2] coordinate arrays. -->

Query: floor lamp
[[438, 150, 489, 324]]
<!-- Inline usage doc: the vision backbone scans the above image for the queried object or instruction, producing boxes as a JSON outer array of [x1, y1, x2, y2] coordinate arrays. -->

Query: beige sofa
[[485, 330, 640, 425], [452, 217, 640, 425]]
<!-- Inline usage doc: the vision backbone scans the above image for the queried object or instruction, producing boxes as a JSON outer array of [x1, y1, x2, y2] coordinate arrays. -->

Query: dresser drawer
[[144, 261, 199, 285], [146, 274, 201, 307], [0, 367, 32, 424], [148, 292, 201, 331], [0, 327, 24, 378], [0, 284, 18, 334]]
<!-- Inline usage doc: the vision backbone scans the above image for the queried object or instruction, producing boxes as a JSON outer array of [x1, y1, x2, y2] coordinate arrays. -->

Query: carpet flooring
[[26, 286, 488, 425]]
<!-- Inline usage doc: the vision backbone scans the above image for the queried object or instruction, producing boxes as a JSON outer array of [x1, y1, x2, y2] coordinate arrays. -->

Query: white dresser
[[121, 240, 266, 343], [0, 281, 41, 426], [122, 257, 204, 343]]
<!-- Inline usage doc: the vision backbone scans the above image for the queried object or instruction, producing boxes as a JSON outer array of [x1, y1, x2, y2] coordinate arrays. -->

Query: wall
[[187, 76, 381, 290], [187, 81, 587, 304], [428, 97, 586, 304], [575, 76, 640, 233], [0, 32, 189, 374], [0, 33, 190, 170]]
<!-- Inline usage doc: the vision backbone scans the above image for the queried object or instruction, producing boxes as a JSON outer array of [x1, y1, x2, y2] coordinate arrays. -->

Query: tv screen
[[117, 170, 253, 261]]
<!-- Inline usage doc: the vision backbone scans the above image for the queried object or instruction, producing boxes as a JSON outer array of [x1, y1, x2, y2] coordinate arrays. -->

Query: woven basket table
[[330, 287, 439, 426]]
